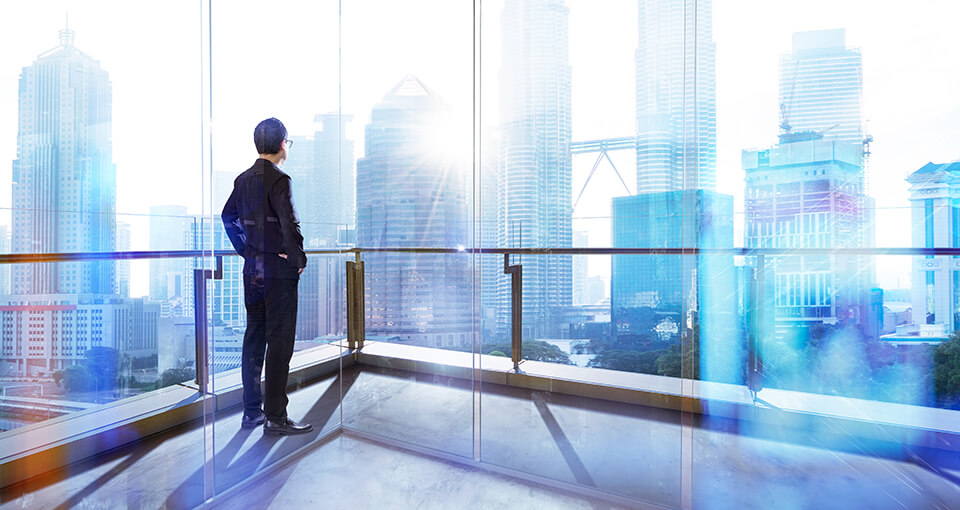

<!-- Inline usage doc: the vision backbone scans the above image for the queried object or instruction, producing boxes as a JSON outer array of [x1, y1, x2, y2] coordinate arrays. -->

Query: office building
[[611, 189, 733, 332], [907, 161, 960, 331], [480, 129, 500, 336], [285, 115, 355, 340], [182, 216, 244, 328], [115, 221, 131, 297], [744, 131, 874, 330], [0, 294, 158, 376]]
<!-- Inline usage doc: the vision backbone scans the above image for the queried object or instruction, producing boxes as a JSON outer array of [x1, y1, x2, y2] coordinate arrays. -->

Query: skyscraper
[[285, 115, 355, 341], [305, 114, 355, 247], [480, 128, 500, 336], [779, 29, 863, 144], [498, 0, 573, 340], [752, 29, 875, 337], [356, 76, 472, 347], [635, 0, 716, 192], [11, 26, 116, 294]]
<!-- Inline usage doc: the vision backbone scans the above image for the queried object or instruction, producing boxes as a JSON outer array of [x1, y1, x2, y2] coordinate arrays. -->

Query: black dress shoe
[[241, 410, 266, 428], [263, 418, 313, 436]]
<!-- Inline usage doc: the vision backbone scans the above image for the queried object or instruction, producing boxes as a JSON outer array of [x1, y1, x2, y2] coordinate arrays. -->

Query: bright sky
[[0, 1, 958, 296]]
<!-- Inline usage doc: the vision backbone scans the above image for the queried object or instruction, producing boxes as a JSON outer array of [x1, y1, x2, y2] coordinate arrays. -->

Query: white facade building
[[907, 161, 960, 332], [0, 295, 158, 376]]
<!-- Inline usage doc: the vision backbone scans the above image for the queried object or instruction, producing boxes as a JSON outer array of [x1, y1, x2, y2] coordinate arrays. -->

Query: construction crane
[[779, 60, 800, 134], [818, 123, 840, 136], [862, 133, 873, 159], [779, 102, 792, 134]]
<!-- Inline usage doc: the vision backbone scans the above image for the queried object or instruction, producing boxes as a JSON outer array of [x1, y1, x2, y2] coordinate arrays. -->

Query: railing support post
[[504, 254, 523, 372], [347, 253, 365, 352], [747, 254, 764, 398], [193, 256, 223, 394]]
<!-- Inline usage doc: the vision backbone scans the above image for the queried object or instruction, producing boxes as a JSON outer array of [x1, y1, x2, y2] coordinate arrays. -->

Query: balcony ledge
[[4, 339, 958, 491], [357, 341, 960, 452], [0, 344, 348, 488]]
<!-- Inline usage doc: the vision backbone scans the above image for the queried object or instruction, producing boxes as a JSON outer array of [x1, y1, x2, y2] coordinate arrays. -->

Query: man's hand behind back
[[278, 253, 305, 274]]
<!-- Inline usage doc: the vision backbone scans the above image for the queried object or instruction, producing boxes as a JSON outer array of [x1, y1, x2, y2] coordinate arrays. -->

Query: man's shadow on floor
[[164, 370, 357, 509]]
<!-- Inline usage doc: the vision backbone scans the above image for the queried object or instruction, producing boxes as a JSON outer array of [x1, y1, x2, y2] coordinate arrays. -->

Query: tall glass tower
[[11, 26, 116, 294], [635, 0, 716, 192], [779, 29, 863, 144], [356, 76, 472, 347], [498, 0, 573, 340]]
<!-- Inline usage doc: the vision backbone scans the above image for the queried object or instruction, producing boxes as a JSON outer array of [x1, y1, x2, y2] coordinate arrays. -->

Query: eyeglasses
[[285, 138, 294, 148]]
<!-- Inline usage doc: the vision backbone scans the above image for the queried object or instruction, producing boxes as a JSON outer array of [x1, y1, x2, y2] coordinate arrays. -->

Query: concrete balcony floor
[[2, 363, 960, 509]]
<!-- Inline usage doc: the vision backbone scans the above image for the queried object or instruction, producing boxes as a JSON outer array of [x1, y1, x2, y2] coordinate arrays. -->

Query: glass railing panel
[[0, 8, 207, 502], [342, 251, 475, 458], [478, 250, 684, 507], [478, 0, 687, 505], [0, 254, 201, 433], [340, 0, 475, 458]]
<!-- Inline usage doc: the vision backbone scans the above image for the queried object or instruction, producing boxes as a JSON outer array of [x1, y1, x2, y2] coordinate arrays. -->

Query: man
[[222, 117, 312, 435]]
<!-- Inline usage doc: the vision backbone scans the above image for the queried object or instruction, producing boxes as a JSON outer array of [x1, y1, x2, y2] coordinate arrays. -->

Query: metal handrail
[[345, 246, 960, 256], [0, 246, 958, 264], [0, 244, 935, 390]]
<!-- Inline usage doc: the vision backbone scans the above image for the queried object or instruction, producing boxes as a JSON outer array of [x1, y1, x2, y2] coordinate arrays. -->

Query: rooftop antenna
[[59, 12, 74, 47]]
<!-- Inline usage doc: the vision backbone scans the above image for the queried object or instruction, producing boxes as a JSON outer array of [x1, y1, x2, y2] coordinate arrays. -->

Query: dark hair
[[253, 117, 287, 155]]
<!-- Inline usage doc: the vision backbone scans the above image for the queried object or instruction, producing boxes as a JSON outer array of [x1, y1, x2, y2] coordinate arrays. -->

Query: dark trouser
[[241, 275, 298, 422]]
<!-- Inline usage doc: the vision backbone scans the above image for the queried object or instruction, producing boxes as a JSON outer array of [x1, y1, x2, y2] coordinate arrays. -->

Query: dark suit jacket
[[222, 158, 306, 280]]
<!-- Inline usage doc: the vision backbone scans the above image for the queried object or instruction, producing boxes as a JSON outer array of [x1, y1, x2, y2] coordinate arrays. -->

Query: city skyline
[[0, 3, 956, 300], [1, 0, 959, 431]]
